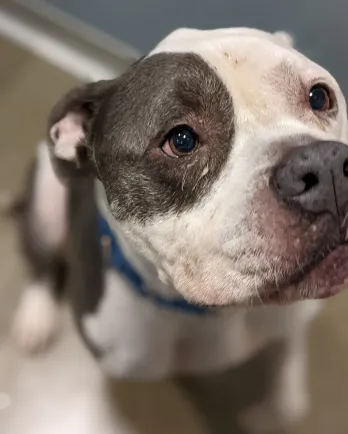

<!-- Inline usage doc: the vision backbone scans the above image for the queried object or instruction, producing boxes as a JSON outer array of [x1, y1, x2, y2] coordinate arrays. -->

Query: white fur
[[87, 190, 267, 377], [13, 281, 61, 353], [34, 141, 67, 249], [83, 270, 179, 379]]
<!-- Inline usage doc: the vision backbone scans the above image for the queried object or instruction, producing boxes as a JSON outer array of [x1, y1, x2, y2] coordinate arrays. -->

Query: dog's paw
[[238, 395, 309, 433], [12, 283, 60, 354]]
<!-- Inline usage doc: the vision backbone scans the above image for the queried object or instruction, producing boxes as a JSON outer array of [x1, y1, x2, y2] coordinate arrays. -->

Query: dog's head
[[48, 27, 348, 306]]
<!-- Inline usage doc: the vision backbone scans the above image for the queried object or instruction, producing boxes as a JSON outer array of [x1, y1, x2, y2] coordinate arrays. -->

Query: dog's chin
[[174, 242, 348, 308], [260, 244, 348, 305]]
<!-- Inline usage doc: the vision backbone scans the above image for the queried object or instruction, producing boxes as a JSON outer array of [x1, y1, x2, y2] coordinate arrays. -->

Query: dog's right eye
[[162, 125, 199, 157], [309, 84, 332, 111]]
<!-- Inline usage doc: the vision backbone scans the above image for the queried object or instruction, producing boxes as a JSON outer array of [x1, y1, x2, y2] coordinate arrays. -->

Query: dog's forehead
[[150, 27, 332, 82], [146, 26, 345, 134], [151, 27, 285, 54]]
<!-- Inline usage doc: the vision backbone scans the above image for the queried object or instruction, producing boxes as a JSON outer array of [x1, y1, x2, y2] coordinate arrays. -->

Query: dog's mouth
[[261, 243, 348, 304]]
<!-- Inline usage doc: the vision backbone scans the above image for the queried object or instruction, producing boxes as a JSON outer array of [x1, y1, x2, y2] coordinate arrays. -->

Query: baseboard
[[0, 0, 140, 81]]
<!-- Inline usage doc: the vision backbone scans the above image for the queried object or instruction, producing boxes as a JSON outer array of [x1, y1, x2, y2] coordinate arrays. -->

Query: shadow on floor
[[106, 343, 286, 434]]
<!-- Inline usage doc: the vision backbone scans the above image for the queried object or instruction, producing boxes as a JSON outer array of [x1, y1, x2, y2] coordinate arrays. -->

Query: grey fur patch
[[48, 53, 234, 222], [92, 53, 234, 221], [66, 176, 105, 355]]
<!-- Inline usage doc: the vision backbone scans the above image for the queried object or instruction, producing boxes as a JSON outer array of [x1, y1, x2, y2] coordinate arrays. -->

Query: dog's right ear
[[273, 31, 294, 48], [47, 80, 112, 174]]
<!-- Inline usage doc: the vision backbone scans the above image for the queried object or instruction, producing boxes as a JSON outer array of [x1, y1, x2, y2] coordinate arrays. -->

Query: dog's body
[[12, 27, 348, 432]]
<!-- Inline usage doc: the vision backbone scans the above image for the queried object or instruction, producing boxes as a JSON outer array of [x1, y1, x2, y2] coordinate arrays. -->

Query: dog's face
[[49, 27, 348, 306]]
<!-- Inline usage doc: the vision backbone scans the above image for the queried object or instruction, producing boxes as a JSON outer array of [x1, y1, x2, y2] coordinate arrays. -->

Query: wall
[[45, 0, 348, 96]]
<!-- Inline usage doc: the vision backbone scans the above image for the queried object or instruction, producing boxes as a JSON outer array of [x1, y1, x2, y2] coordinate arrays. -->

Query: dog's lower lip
[[262, 244, 348, 304]]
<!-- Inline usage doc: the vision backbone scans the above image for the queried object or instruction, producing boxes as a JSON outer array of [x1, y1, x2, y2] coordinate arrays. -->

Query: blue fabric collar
[[97, 212, 210, 316]]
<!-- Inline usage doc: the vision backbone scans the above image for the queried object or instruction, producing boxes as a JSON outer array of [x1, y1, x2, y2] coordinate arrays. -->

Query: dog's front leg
[[239, 329, 309, 433]]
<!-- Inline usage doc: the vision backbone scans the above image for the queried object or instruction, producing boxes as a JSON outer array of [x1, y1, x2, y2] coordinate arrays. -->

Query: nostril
[[343, 159, 348, 177], [302, 173, 319, 192]]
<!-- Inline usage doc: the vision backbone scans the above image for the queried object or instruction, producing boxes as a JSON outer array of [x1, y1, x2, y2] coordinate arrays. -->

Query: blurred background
[[1, 0, 348, 433]]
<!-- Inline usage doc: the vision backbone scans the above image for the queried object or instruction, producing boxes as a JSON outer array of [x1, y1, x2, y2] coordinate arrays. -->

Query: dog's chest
[[80, 265, 275, 378]]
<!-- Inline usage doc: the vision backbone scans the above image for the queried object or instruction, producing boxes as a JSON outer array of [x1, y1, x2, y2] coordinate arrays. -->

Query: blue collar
[[97, 212, 210, 316]]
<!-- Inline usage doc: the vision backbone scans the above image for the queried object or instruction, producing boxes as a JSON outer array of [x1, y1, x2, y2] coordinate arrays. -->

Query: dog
[[11, 27, 348, 432]]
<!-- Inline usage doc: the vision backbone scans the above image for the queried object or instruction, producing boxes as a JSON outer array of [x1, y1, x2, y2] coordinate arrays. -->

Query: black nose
[[273, 141, 348, 216]]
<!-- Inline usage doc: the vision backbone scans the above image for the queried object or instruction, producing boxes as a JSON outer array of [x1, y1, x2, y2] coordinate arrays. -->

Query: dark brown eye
[[162, 125, 199, 157], [309, 85, 332, 111]]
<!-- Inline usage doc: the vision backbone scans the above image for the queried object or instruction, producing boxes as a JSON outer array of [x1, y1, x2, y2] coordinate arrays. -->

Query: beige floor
[[1, 38, 348, 434]]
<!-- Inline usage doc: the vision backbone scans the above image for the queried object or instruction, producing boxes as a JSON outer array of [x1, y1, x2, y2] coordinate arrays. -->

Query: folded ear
[[47, 80, 112, 174], [273, 31, 294, 48]]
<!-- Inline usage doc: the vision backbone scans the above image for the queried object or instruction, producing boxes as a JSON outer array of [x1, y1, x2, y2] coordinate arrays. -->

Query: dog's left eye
[[162, 125, 199, 157]]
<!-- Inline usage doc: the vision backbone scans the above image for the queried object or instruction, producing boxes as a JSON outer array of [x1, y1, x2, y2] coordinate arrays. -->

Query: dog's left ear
[[274, 31, 294, 48], [47, 80, 112, 173]]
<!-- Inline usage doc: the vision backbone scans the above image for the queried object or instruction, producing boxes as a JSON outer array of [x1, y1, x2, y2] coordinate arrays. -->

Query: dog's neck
[[95, 180, 178, 298]]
